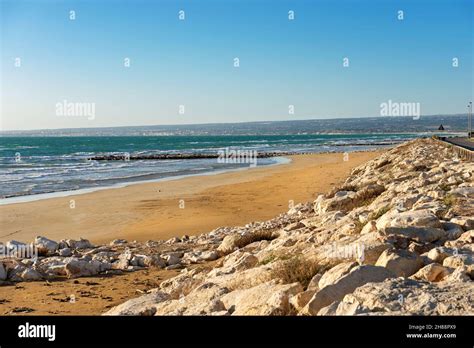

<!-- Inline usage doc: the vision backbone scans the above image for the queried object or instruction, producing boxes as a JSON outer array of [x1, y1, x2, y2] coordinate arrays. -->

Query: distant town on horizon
[[1, 113, 470, 136]]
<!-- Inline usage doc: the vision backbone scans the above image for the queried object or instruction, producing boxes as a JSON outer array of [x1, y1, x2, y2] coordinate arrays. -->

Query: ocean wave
[[10, 146, 40, 149], [0, 133, 412, 198]]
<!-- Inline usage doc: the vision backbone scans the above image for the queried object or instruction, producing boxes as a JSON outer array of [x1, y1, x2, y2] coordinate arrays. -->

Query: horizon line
[[0, 112, 468, 133]]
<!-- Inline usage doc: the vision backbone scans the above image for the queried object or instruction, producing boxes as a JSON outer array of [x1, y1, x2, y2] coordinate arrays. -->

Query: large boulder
[[445, 230, 474, 249], [66, 238, 94, 250], [411, 263, 449, 282], [442, 254, 474, 268], [64, 258, 111, 278], [289, 290, 317, 312], [37, 257, 68, 278], [375, 249, 424, 277], [314, 232, 389, 266], [349, 232, 391, 265], [145, 255, 167, 268], [307, 273, 322, 291], [221, 252, 258, 273], [301, 263, 395, 315], [320, 278, 474, 315], [318, 262, 358, 289], [104, 291, 170, 316], [221, 281, 303, 315], [206, 264, 274, 291], [164, 253, 182, 266], [319, 191, 357, 213], [184, 250, 219, 263], [113, 252, 131, 270], [376, 209, 446, 243], [2, 261, 28, 282], [217, 235, 242, 255], [19, 268, 43, 281], [442, 265, 474, 282], [425, 247, 455, 264], [442, 222, 464, 240], [34, 236, 59, 256], [158, 268, 207, 299], [154, 282, 230, 315]]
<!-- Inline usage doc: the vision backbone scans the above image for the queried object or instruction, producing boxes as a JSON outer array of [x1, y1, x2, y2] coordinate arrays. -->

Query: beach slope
[[0, 151, 381, 244]]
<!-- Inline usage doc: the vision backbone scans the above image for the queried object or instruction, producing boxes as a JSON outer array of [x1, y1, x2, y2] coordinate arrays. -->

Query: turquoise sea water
[[0, 133, 419, 199]]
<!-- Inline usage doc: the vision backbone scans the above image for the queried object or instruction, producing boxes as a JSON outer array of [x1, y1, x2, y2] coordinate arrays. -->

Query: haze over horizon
[[0, 112, 468, 133], [1, 0, 473, 131]]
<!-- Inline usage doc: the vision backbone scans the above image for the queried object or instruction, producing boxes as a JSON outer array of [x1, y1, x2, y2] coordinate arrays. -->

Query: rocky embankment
[[1, 138, 473, 315]]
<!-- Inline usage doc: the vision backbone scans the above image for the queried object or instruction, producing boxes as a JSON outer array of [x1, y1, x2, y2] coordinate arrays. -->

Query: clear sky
[[1, 0, 472, 131]]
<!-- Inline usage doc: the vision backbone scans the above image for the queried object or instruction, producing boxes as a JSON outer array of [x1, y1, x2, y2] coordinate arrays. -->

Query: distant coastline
[[0, 114, 468, 136]]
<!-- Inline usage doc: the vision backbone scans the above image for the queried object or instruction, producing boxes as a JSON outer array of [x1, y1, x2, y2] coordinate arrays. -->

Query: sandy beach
[[0, 151, 382, 245], [0, 150, 384, 315]]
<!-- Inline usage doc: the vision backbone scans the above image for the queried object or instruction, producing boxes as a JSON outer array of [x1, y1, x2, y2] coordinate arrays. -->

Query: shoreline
[[0, 156, 291, 206], [0, 150, 383, 245], [0, 147, 388, 206]]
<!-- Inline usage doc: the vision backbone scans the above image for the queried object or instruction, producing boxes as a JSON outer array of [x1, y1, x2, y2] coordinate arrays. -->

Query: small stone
[[166, 237, 181, 244], [165, 253, 182, 266], [58, 248, 72, 257], [109, 239, 127, 246], [66, 238, 94, 250]]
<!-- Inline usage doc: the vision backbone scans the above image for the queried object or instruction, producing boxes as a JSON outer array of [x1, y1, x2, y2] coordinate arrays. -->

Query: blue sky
[[1, 0, 472, 130]]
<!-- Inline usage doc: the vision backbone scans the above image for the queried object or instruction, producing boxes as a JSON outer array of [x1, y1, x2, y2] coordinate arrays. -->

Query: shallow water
[[0, 133, 417, 199]]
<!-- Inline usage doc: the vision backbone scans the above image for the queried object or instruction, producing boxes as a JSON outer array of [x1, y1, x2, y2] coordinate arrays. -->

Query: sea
[[0, 116, 466, 202]]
